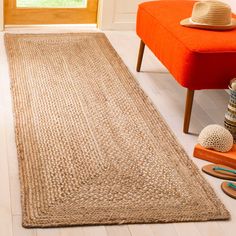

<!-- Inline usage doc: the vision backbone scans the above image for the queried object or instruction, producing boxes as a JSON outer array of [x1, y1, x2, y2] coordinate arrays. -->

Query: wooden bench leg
[[136, 40, 145, 72], [183, 89, 194, 134]]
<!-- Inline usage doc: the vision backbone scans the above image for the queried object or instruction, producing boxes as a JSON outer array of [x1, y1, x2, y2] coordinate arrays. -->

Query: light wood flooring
[[0, 28, 235, 236]]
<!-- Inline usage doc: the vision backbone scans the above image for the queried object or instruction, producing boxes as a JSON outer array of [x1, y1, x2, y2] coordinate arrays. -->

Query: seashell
[[198, 124, 233, 152], [231, 82, 236, 91], [230, 78, 236, 91]]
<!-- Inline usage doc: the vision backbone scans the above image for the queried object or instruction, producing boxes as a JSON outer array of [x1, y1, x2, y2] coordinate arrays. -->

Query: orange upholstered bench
[[136, 0, 236, 133]]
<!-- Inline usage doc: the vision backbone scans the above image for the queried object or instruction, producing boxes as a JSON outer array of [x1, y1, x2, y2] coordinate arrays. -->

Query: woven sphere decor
[[198, 125, 234, 152]]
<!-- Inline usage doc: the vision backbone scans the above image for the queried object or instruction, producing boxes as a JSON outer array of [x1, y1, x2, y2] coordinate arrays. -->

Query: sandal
[[221, 182, 236, 199], [202, 164, 236, 181]]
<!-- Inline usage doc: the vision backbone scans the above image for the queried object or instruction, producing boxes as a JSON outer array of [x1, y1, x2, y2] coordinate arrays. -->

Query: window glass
[[17, 0, 87, 8]]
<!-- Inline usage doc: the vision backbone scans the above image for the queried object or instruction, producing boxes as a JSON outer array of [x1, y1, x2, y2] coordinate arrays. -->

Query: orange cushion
[[136, 0, 236, 89]]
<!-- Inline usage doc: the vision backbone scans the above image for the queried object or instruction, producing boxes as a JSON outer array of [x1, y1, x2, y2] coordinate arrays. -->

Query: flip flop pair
[[202, 164, 236, 199]]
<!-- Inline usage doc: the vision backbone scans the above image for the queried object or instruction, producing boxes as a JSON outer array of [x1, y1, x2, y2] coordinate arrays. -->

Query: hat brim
[[180, 18, 236, 30]]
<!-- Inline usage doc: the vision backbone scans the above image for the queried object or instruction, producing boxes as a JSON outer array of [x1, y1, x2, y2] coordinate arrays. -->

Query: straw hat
[[180, 1, 236, 30]]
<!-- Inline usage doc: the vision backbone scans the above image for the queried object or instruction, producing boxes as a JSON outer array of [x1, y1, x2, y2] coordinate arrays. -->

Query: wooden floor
[[0, 28, 235, 236]]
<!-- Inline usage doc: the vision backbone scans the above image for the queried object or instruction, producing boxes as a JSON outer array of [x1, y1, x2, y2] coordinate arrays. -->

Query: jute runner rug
[[5, 33, 229, 228]]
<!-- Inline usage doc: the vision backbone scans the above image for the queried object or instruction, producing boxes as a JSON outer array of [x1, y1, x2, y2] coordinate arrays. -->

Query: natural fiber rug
[[5, 33, 229, 228]]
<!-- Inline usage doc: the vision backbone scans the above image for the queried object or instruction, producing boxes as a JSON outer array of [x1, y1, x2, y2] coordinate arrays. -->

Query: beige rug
[[5, 33, 229, 228]]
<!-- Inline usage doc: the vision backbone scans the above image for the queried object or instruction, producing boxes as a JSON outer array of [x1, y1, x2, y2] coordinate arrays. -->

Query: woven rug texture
[[5, 33, 230, 228]]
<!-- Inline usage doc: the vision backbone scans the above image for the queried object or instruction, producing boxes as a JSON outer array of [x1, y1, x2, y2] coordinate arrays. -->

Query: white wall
[[98, 0, 149, 30], [98, 0, 236, 30], [224, 0, 236, 11]]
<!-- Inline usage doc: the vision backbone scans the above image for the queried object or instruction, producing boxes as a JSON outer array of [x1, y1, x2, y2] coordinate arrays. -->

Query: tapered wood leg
[[136, 40, 145, 72], [183, 89, 194, 134]]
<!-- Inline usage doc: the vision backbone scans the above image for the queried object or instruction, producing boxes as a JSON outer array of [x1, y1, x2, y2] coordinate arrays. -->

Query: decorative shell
[[198, 124, 233, 152], [230, 78, 236, 91]]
